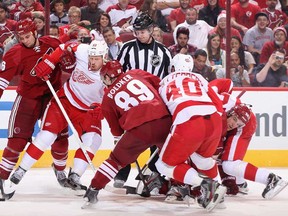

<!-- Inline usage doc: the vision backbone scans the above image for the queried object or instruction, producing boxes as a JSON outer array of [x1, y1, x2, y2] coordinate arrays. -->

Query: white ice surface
[[1, 168, 288, 216]]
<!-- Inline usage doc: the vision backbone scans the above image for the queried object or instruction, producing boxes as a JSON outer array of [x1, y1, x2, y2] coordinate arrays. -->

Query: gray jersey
[[243, 26, 274, 51]]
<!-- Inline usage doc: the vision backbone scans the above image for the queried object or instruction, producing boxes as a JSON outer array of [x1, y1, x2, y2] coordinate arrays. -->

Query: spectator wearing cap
[[173, 7, 213, 49], [243, 12, 274, 64], [209, 10, 242, 50], [260, 26, 288, 63], [198, 0, 224, 27], [168, 26, 198, 57], [251, 49, 288, 87], [261, 0, 287, 30], [50, 0, 69, 27]]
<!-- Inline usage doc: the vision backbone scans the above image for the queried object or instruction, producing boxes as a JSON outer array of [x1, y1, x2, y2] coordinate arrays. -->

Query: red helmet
[[16, 18, 36, 36], [229, 104, 251, 124], [100, 60, 123, 79]]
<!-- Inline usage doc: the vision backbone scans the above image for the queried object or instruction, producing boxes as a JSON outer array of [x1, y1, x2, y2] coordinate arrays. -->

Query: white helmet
[[171, 54, 194, 72], [88, 40, 108, 60]]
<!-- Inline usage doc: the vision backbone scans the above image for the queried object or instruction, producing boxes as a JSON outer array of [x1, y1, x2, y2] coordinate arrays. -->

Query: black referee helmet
[[133, 13, 154, 30]]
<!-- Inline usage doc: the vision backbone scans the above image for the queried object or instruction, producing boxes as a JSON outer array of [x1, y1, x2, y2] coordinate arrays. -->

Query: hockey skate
[[262, 173, 288, 199], [237, 181, 249, 195], [51, 164, 67, 187], [113, 179, 125, 188], [82, 186, 99, 209], [136, 171, 164, 197], [197, 178, 227, 212], [10, 166, 26, 185], [165, 184, 194, 205], [0, 179, 15, 201], [65, 168, 87, 192]]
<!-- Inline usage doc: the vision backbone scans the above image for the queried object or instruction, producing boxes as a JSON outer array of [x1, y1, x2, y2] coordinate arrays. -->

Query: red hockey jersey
[[0, 36, 62, 99]]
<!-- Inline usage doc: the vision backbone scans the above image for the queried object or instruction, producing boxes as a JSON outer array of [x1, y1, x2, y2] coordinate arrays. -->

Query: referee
[[113, 13, 172, 189], [117, 13, 172, 79]]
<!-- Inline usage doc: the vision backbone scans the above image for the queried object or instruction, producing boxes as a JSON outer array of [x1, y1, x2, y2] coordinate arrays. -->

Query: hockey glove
[[88, 103, 104, 121], [222, 175, 239, 195], [59, 48, 76, 74], [35, 54, 56, 79]]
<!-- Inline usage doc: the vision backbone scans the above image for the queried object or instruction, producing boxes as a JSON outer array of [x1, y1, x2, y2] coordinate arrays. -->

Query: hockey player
[[82, 60, 172, 207], [0, 18, 67, 200], [8, 40, 108, 197], [155, 54, 227, 211], [165, 79, 288, 202], [217, 103, 288, 199]]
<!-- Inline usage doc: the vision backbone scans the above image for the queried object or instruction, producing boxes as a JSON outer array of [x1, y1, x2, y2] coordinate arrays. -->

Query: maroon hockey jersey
[[0, 19, 17, 46], [0, 36, 62, 99], [102, 69, 170, 136]]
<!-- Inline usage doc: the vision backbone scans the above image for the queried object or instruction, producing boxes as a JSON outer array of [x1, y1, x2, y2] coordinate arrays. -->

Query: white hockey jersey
[[63, 43, 105, 110], [159, 71, 223, 125]]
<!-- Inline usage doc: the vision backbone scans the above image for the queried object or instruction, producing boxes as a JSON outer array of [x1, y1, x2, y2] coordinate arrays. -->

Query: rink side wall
[[0, 87, 288, 168]]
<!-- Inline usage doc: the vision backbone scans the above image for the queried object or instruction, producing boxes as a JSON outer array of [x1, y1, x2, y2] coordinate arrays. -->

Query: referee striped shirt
[[117, 39, 172, 79]]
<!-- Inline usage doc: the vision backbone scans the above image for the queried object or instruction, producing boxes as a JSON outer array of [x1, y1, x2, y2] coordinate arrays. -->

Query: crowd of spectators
[[0, 0, 288, 87]]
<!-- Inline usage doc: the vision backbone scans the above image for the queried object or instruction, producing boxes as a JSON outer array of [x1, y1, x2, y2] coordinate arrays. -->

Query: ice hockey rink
[[1, 168, 288, 216]]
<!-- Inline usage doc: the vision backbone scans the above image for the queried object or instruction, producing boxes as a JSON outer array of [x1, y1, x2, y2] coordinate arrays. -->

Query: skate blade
[[265, 180, 288, 200], [165, 195, 194, 206], [206, 185, 227, 212], [0, 183, 17, 201], [81, 201, 92, 209]]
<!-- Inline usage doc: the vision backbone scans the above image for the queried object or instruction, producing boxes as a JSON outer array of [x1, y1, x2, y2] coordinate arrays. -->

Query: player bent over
[[155, 54, 227, 212], [216, 102, 288, 199], [0, 18, 68, 200], [8, 40, 108, 197], [82, 60, 172, 207]]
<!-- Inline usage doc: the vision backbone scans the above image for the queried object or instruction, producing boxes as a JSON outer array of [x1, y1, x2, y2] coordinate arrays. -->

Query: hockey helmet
[[100, 60, 123, 80], [171, 54, 194, 72], [228, 104, 251, 124], [88, 40, 108, 59], [16, 18, 36, 36], [133, 13, 154, 30]]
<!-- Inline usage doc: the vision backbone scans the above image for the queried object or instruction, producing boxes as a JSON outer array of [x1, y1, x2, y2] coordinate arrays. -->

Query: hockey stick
[[236, 89, 246, 99], [135, 148, 159, 180], [135, 160, 151, 197], [45, 78, 126, 195], [45, 79, 96, 172]]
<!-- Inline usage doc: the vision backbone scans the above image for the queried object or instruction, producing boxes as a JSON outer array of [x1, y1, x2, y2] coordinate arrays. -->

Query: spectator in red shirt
[[169, 0, 192, 32], [261, 0, 287, 30], [209, 11, 242, 50], [9, 0, 44, 21], [231, 0, 261, 35], [260, 26, 288, 63]]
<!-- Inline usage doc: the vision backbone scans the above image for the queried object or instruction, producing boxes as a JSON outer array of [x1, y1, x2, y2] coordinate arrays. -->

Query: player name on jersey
[[107, 74, 133, 99]]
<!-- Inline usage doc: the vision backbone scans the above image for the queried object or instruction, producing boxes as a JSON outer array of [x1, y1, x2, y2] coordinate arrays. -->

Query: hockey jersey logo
[[72, 68, 94, 85], [150, 54, 161, 67]]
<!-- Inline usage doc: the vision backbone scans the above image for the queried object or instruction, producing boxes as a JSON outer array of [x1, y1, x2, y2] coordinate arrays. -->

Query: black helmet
[[133, 13, 154, 30]]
